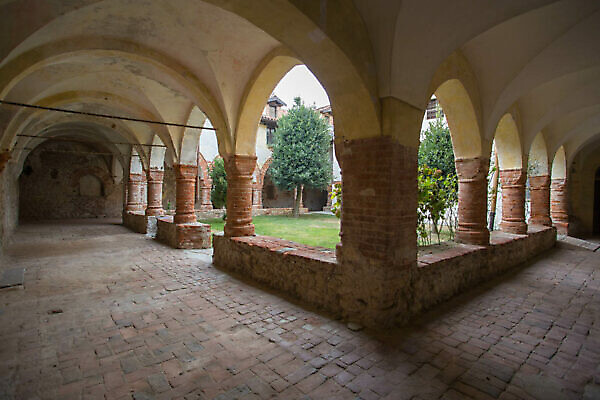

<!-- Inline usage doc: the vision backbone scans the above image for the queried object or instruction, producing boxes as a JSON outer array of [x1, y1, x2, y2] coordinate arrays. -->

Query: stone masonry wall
[[213, 226, 556, 328], [156, 216, 211, 249], [19, 141, 122, 220], [122, 211, 148, 234]]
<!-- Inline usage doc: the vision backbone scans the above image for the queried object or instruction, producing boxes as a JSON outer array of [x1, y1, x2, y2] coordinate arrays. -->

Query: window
[[426, 98, 443, 120], [270, 105, 277, 118], [266, 127, 275, 145]]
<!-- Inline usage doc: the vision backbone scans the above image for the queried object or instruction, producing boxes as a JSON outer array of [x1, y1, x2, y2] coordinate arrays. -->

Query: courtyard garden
[[199, 213, 341, 249]]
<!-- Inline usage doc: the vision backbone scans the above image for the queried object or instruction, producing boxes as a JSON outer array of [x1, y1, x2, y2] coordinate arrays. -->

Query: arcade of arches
[[1, 2, 600, 399]]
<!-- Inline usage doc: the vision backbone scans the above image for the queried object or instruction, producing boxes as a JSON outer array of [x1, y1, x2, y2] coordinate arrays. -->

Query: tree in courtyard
[[418, 110, 456, 179], [209, 158, 227, 209], [269, 97, 332, 217]]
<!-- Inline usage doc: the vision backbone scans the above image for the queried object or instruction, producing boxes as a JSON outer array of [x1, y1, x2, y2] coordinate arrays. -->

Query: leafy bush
[[417, 166, 458, 246], [330, 183, 342, 218], [210, 158, 227, 209]]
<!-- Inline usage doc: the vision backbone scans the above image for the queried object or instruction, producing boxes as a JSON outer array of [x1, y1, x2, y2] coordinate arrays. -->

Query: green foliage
[[269, 97, 333, 216], [209, 158, 227, 209], [330, 183, 342, 218], [418, 112, 456, 179], [417, 166, 458, 245], [200, 214, 341, 249]]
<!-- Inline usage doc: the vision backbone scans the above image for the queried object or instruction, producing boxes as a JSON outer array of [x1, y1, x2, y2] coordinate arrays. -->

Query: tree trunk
[[293, 184, 303, 217]]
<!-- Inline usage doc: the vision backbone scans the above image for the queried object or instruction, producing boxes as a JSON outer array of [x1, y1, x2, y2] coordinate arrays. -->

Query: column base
[[553, 221, 569, 235], [145, 207, 164, 217], [174, 213, 196, 224], [500, 221, 528, 235], [455, 228, 489, 246], [528, 216, 552, 227], [224, 223, 255, 238]]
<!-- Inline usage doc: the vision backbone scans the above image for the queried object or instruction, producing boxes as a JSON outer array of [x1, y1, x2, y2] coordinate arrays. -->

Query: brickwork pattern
[[146, 169, 164, 216], [499, 169, 528, 234], [126, 173, 145, 213], [337, 137, 417, 267], [174, 164, 197, 224], [156, 216, 211, 249], [1, 221, 598, 399], [214, 226, 555, 328], [224, 155, 257, 237], [551, 178, 569, 235], [455, 157, 490, 245], [529, 175, 552, 227]]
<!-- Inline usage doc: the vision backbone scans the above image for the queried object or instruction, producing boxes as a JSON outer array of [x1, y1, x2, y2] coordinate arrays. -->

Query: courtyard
[[0, 220, 598, 400]]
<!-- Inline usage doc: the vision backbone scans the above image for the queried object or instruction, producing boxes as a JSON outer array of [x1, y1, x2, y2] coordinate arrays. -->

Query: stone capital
[[224, 155, 257, 178]]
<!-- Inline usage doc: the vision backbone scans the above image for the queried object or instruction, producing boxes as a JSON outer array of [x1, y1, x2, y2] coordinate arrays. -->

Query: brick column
[[174, 164, 197, 224], [499, 168, 527, 234], [551, 178, 569, 234], [529, 175, 551, 226], [224, 155, 256, 237], [125, 173, 144, 212], [198, 178, 213, 210], [338, 136, 417, 267], [146, 169, 164, 216], [455, 157, 489, 245], [336, 136, 417, 326], [252, 185, 262, 209]]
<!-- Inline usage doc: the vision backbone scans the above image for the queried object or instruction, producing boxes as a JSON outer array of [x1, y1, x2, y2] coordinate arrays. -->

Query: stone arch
[[528, 132, 550, 177], [71, 167, 113, 197], [197, 152, 211, 183], [149, 135, 167, 170], [179, 106, 205, 166], [428, 52, 486, 159], [2, 91, 173, 153], [234, 47, 301, 155], [205, 2, 381, 150], [552, 146, 567, 180], [0, 36, 230, 153], [494, 113, 524, 170], [12, 121, 131, 179], [256, 157, 273, 191]]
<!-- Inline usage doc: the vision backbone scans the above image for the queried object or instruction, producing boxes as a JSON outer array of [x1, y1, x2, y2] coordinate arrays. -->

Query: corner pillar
[[337, 136, 417, 326], [174, 164, 197, 224], [551, 178, 569, 234], [499, 168, 527, 234], [529, 175, 552, 226], [224, 155, 256, 237], [146, 169, 164, 216], [125, 173, 144, 212], [455, 157, 490, 245]]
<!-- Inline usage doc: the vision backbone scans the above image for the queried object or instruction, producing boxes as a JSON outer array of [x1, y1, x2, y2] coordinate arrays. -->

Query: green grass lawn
[[199, 213, 341, 249]]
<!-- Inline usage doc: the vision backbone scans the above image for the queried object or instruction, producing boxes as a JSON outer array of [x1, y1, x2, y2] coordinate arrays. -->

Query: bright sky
[[272, 65, 330, 109]]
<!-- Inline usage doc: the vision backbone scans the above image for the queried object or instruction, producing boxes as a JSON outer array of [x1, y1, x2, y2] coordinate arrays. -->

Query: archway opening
[[19, 138, 122, 221]]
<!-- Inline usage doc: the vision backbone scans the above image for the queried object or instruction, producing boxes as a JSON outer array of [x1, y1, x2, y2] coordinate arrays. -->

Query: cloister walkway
[[0, 220, 598, 400]]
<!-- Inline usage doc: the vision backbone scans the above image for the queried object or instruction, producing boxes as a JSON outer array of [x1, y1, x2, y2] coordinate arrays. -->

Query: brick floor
[[0, 220, 599, 399]]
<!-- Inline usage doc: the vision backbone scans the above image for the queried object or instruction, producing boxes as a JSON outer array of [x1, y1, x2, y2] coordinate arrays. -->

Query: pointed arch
[[528, 132, 550, 177], [552, 146, 567, 180], [494, 113, 524, 170]]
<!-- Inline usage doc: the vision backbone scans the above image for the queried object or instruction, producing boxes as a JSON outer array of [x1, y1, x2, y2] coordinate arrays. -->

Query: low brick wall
[[122, 211, 148, 234], [195, 207, 309, 220], [213, 226, 556, 328], [156, 216, 211, 249]]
